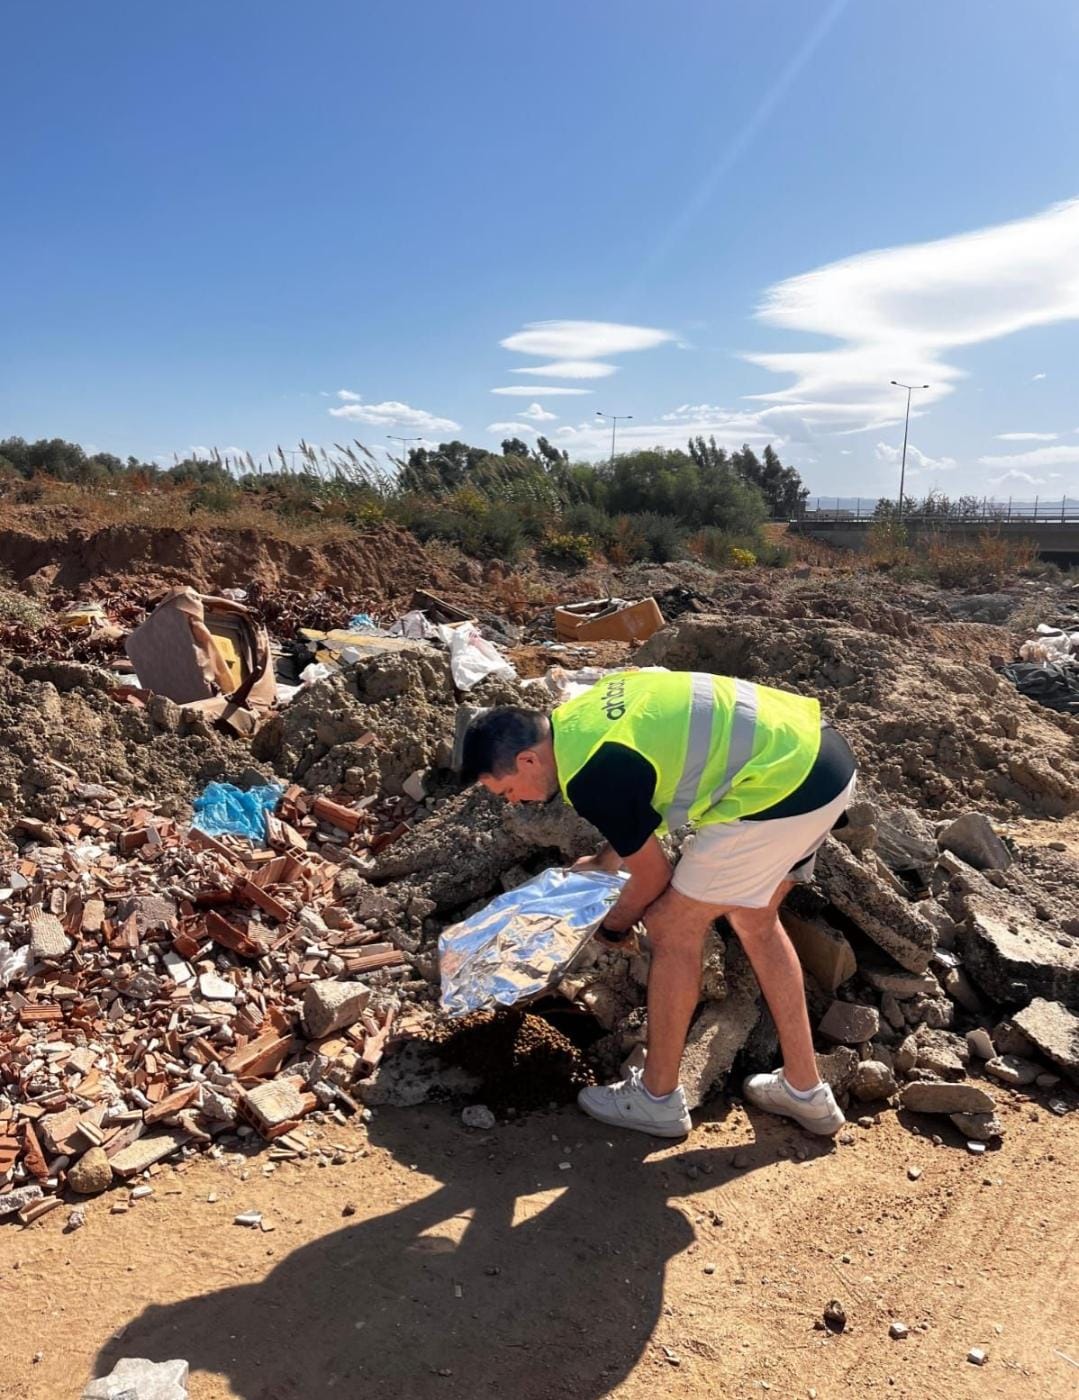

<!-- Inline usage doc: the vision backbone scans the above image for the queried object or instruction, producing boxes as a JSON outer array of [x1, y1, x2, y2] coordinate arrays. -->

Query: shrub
[[543, 532, 593, 565], [623, 511, 687, 563], [689, 528, 761, 569], [867, 518, 911, 570], [405, 502, 525, 561], [0, 575, 48, 628], [188, 482, 241, 515], [477, 504, 526, 561], [924, 531, 1038, 589], [606, 515, 646, 565], [560, 502, 615, 546], [347, 497, 387, 529]]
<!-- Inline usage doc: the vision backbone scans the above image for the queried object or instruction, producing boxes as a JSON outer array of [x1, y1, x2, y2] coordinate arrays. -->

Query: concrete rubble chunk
[[900, 1081, 996, 1114], [1012, 997, 1079, 1084], [990, 1018, 1037, 1057], [863, 965, 940, 999], [240, 1078, 313, 1137], [82, 1357, 189, 1399], [939, 813, 1011, 871], [197, 972, 236, 1002], [814, 841, 937, 973], [965, 1027, 995, 1060], [68, 1145, 113, 1195], [938, 964, 985, 1014], [819, 1000, 880, 1045], [162, 950, 194, 986], [302, 978, 371, 1038], [109, 1128, 192, 1179], [985, 1054, 1039, 1087], [874, 807, 939, 874], [29, 907, 72, 961], [39, 1106, 81, 1155], [115, 894, 178, 933], [0, 1184, 44, 1216], [681, 946, 760, 1110], [781, 910, 856, 991], [852, 1059, 897, 1102], [957, 900, 1079, 1009], [815, 1046, 859, 1097], [949, 1111, 1004, 1142], [911, 1026, 970, 1078]]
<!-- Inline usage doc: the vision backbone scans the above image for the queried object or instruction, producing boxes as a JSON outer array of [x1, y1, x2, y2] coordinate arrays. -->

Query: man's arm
[[599, 834, 672, 934]]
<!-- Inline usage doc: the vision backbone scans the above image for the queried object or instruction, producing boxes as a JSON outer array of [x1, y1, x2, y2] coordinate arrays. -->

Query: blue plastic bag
[[346, 612, 382, 634], [191, 782, 284, 842]]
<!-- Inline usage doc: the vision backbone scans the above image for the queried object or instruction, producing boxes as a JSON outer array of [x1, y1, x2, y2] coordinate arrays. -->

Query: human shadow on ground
[[93, 1104, 828, 1399]]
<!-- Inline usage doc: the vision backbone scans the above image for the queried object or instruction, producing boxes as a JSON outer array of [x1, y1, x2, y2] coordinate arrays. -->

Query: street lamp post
[[596, 411, 633, 467], [386, 435, 423, 460], [890, 380, 930, 520]]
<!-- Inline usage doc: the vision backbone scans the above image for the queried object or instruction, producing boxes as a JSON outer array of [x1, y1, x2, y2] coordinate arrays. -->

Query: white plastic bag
[[438, 622, 516, 691]]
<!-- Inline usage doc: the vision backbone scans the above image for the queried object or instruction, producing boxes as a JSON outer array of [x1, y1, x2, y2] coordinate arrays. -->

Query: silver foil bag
[[439, 867, 628, 1017]]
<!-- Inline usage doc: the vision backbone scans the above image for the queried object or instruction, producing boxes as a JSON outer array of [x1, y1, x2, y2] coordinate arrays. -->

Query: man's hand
[[595, 919, 630, 945], [571, 844, 623, 875]]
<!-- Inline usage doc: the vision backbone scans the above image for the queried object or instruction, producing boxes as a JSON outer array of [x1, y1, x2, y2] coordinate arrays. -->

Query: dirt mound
[[637, 614, 1079, 818], [424, 1009, 596, 1109], [254, 650, 531, 796], [0, 520, 476, 608], [0, 659, 265, 825]]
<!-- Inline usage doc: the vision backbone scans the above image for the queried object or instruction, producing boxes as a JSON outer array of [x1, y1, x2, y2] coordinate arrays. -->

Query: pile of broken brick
[[0, 775, 437, 1226]]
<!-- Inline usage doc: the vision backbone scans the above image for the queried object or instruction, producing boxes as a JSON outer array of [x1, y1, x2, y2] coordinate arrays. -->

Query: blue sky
[[4, 1, 1079, 501]]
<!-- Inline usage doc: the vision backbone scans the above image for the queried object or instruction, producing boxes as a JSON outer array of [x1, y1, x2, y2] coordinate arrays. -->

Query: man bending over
[[460, 670, 856, 1138]]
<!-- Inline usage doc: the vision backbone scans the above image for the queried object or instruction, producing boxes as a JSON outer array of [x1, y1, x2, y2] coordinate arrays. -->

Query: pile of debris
[[0, 768, 451, 1224], [1, 602, 1077, 1224]]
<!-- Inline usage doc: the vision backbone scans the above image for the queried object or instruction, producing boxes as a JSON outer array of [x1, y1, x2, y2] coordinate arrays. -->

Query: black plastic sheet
[[998, 662, 1079, 715]]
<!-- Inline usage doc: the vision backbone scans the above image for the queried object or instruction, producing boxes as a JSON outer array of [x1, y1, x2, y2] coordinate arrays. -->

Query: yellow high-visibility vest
[[552, 670, 821, 830]]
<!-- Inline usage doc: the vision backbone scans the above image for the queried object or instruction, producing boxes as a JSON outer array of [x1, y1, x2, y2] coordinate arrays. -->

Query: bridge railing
[[787, 497, 1079, 526]]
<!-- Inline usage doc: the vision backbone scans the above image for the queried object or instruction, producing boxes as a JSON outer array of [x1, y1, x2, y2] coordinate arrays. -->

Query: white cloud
[[745, 197, 1079, 435], [511, 360, 617, 379], [1032, 371, 1048, 380], [989, 469, 1048, 487], [978, 443, 1079, 469], [329, 395, 460, 433], [874, 441, 957, 474], [491, 385, 593, 397], [554, 405, 775, 459], [155, 445, 248, 465], [995, 431, 1058, 441], [500, 319, 674, 359], [486, 421, 538, 436], [519, 402, 558, 422]]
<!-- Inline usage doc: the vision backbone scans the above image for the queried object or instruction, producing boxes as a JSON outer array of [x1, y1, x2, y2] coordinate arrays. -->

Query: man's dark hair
[[460, 706, 547, 786]]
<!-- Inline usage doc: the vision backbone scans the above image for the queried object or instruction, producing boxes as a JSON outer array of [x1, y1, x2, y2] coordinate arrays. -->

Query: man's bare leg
[[641, 880, 819, 1096], [726, 880, 820, 1090], [639, 887, 722, 1097]]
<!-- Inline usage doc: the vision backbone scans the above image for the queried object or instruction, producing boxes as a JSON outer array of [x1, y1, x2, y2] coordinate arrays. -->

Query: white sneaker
[[742, 1069, 845, 1136], [577, 1067, 692, 1138]]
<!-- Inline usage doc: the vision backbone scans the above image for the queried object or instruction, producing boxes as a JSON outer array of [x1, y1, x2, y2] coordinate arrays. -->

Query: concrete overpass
[[788, 513, 1079, 563]]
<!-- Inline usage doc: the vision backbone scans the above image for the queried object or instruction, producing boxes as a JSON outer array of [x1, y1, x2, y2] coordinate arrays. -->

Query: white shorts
[[670, 776, 857, 909]]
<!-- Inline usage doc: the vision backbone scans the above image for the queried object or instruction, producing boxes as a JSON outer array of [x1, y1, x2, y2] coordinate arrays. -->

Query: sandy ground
[[6, 1087, 1078, 1400]]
